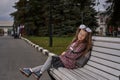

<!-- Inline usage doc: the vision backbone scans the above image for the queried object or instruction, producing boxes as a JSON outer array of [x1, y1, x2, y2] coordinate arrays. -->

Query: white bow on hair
[[79, 24, 92, 32]]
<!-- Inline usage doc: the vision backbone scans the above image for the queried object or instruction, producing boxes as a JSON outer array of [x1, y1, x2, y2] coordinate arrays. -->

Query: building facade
[[96, 11, 108, 36], [0, 21, 13, 36]]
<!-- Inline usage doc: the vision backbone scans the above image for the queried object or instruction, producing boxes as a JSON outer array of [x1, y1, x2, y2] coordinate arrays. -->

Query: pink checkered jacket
[[60, 41, 86, 69]]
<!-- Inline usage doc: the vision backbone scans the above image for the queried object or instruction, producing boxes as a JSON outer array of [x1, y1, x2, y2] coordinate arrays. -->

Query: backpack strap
[[76, 50, 91, 68]]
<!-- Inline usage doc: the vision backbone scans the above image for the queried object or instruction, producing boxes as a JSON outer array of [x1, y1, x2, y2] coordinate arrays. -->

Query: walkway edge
[[21, 37, 56, 56]]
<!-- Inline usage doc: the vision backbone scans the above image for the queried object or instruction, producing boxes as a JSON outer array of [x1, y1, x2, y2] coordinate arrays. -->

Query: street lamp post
[[76, 3, 84, 24], [81, 11, 83, 24], [49, 0, 53, 47], [25, 0, 29, 35]]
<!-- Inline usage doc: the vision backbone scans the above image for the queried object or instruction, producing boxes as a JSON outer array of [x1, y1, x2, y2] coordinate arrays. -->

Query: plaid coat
[[60, 41, 86, 69]]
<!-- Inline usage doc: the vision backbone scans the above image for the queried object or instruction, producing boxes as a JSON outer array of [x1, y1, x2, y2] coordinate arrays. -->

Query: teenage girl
[[19, 24, 92, 80]]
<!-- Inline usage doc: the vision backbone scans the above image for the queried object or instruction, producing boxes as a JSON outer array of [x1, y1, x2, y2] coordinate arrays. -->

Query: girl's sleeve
[[74, 43, 86, 53]]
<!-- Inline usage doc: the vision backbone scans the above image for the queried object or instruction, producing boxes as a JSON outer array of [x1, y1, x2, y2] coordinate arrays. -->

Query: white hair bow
[[79, 24, 92, 32]]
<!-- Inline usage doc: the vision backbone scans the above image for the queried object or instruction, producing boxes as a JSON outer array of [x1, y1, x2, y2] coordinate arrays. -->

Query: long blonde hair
[[70, 27, 92, 56]]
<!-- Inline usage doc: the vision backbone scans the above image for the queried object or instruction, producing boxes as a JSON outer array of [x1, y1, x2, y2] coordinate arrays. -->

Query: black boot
[[19, 68, 32, 77], [33, 71, 42, 80]]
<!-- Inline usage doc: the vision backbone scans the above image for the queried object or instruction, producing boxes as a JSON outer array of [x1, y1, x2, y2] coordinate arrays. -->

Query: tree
[[106, 0, 120, 26], [10, 0, 32, 35], [11, 0, 98, 36], [51, 0, 98, 36]]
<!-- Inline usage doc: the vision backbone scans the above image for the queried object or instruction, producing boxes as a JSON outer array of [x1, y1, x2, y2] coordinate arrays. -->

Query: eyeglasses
[[79, 24, 92, 32]]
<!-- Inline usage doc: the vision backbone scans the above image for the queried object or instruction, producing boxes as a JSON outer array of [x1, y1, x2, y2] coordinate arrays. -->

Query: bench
[[48, 36, 120, 80]]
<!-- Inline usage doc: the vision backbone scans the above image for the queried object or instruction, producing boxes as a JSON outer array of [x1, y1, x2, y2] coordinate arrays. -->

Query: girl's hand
[[61, 52, 66, 55]]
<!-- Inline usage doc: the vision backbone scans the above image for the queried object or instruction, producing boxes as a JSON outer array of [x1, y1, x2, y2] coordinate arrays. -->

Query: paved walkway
[[0, 36, 51, 80]]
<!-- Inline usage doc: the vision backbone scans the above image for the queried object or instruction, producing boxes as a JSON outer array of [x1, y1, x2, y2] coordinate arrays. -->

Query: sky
[[0, 0, 18, 21], [94, 0, 107, 12], [0, 0, 106, 21]]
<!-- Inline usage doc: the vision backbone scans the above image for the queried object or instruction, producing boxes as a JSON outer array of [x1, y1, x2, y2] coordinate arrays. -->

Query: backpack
[[76, 50, 91, 68]]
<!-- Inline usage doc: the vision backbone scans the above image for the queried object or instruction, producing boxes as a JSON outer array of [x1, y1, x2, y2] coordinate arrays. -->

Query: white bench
[[48, 36, 120, 80]]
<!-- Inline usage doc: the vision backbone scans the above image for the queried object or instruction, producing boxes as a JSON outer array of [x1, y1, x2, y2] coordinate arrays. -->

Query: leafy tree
[[106, 0, 120, 26], [11, 0, 98, 36]]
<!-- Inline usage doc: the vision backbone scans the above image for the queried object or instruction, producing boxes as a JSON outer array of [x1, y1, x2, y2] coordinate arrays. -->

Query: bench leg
[[47, 70, 56, 80]]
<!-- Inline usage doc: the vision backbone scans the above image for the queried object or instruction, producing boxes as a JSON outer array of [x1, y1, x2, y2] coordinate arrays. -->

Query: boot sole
[[19, 68, 30, 77], [33, 73, 40, 80]]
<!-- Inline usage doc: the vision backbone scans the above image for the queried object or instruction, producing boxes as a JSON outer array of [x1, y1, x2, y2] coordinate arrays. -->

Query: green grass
[[24, 36, 73, 55]]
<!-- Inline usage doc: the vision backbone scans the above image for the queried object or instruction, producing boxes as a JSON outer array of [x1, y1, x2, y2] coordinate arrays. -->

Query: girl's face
[[78, 29, 88, 41]]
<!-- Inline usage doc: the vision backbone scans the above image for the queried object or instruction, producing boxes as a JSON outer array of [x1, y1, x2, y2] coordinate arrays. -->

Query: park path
[[0, 36, 51, 80]]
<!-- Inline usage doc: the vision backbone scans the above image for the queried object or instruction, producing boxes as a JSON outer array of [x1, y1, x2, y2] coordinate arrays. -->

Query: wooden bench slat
[[84, 65, 119, 80], [49, 37, 120, 80], [92, 51, 120, 63], [50, 72, 61, 80], [93, 46, 120, 56], [92, 36, 120, 43], [79, 68, 108, 80], [87, 61, 120, 76], [72, 69, 98, 80], [58, 68, 85, 80], [90, 56, 120, 70], [50, 68, 70, 80], [93, 41, 120, 50]]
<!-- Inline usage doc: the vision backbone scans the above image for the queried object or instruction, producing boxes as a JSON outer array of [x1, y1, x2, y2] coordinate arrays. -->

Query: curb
[[21, 37, 55, 56]]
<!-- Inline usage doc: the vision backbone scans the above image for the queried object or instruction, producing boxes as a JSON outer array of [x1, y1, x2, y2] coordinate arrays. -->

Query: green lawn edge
[[24, 36, 73, 55]]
